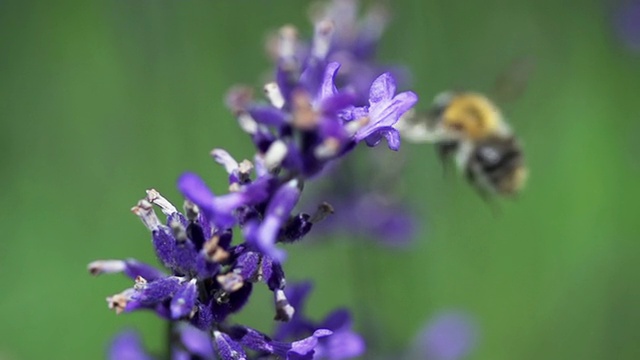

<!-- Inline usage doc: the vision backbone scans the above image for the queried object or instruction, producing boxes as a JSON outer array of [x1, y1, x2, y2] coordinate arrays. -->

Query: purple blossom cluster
[[88, 1, 418, 359]]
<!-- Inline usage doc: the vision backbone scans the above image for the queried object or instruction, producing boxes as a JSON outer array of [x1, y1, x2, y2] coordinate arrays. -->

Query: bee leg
[[465, 165, 502, 215], [436, 141, 458, 178]]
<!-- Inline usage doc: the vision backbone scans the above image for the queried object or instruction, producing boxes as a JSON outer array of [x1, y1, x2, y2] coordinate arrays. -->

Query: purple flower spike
[[108, 330, 153, 360], [353, 73, 418, 150], [413, 311, 478, 360], [91, 1, 418, 358]]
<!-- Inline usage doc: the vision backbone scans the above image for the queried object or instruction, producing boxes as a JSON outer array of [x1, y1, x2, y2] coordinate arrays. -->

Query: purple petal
[[248, 105, 289, 127], [320, 92, 358, 117], [368, 72, 396, 104], [364, 127, 401, 150], [319, 62, 341, 100], [108, 330, 153, 360], [287, 329, 333, 359], [178, 172, 222, 225]]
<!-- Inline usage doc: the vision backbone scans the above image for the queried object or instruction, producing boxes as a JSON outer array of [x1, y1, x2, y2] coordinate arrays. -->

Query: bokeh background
[[1, 0, 639, 359]]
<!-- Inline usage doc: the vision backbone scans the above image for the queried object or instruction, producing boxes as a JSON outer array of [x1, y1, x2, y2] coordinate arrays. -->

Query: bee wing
[[492, 55, 536, 103]]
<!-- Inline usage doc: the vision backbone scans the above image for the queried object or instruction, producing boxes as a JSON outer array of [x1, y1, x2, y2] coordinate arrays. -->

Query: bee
[[425, 91, 527, 198], [395, 58, 532, 199]]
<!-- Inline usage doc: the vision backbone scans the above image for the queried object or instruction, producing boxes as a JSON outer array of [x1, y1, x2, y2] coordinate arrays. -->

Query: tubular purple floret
[[131, 199, 161, 231], [145, 189, 178, 216]]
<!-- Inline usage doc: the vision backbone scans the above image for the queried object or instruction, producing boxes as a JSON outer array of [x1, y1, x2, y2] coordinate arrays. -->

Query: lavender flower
[[89, 1, 418, 359]]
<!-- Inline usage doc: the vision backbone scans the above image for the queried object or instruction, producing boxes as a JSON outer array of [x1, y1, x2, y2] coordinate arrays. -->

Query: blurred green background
[[1, 0, 639, 359]]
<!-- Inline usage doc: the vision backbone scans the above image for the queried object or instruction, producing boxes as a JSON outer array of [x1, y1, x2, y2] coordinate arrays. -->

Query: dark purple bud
[[266, 260, 286, 291], [280, 213, 313, 243]]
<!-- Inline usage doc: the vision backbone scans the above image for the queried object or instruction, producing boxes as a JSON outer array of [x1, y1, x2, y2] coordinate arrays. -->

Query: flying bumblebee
[[395, 58, 533, 198]]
